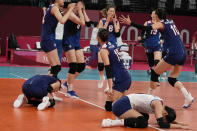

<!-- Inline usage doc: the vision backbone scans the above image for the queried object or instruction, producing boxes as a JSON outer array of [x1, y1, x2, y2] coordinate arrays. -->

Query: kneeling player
[[102, 93, 190, 129], [13, 74, 61, 111]]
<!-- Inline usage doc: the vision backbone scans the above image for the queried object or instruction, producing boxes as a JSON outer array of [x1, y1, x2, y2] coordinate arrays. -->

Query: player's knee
[[98, 63, 104, 71], [105, 101, 113, 112], [140, 113, 149, 121], [48, 99, 55, 108], [68, 62, 77, 74], [124, 116, 148, 128], [154, 59, 160, 66], [151, 69, 160, 82], [77, 63, 85, 73], [51, 65, 61, 78], [168, 77, 177, 87]]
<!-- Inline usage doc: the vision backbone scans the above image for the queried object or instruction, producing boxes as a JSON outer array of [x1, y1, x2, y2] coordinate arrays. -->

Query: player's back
[[63, 20, 81, 37], [103, 42, 131, 83], [144, 21, 160, 47], [127, 94, 162, 114], [41, 4, 58, 41], [161, 19, 185, 54]]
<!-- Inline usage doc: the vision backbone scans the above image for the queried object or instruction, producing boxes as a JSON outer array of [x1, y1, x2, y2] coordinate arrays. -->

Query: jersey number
[[150, 30, 157, 35], [108, 25, 114, 32], [170, 25, 180, 36]]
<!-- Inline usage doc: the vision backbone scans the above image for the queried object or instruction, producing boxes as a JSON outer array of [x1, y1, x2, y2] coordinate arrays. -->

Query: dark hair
[[165, 106, 176, 123], [155, 8, 166, 20], [97, 28, 109, 42]]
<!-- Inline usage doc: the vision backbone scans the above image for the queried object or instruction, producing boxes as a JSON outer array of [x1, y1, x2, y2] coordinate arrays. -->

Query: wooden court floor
[[0, 79, 196, 131]]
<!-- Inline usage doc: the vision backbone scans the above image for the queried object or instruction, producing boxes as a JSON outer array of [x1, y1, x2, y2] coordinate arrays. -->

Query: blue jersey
[[161, 19, 186, 65], [161, 19, 186, 55], [62, 20, 81, 51], [144, 21, 160, 48], [22, 75, 57, 99], [41, 4, 58, 41], [102, 42, 131, 84], [102, 18, 117, 45]]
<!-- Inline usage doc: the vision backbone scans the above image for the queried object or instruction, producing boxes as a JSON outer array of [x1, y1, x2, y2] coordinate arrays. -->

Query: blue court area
[[0, 66, 197, 82]]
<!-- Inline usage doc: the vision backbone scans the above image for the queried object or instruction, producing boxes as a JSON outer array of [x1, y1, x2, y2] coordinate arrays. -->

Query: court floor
[[0, 66, 196, 131]]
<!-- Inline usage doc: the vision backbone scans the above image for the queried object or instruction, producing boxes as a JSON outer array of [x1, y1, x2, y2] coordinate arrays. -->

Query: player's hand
[[67, 3, 76, 9], [113, 14, 117, 23], [106, 88, 113, 96], [119, 15, 131, 25], [180, 125, 192, 130]]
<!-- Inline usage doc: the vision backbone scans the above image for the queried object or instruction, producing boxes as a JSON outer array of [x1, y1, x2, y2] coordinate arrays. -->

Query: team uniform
[[144, 21, 161, 53], [41, 4, 58, 52], [22, 75, 58, 105], [112, 94, 163, 117], [102, 42, 131, 92], [62, 20, 81, 52], [102, 18, 118, 46], [161, 19, 186, 65]]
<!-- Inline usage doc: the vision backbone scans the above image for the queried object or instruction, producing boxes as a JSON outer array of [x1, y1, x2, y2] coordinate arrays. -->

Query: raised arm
[[51, 3, 75, 24]]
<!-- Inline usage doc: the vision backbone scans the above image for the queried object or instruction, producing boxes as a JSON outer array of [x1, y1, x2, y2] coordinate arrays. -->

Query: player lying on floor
[[102, 93, 191, 129], [13, 74, 61, 111]]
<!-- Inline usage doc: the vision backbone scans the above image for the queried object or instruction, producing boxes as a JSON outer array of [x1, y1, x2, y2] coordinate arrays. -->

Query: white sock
[[180, 88, 189, 99], [148, 88, 154, 95], [112, 119, 124, 126], [100, 75, 105, 81], [67, 84, 73, 91]]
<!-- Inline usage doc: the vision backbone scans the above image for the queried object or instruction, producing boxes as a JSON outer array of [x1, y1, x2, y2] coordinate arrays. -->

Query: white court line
[[9, 73, 164, 131]]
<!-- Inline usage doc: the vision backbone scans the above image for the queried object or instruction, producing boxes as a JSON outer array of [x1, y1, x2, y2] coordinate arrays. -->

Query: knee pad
[[168, 77, 178, 87], [146, 53, 154, 67], [77, 63, 85, 73], [140, 113, 149, 121], [51, 65, 61, 78], [48, 99, 55, 108], [105, 101, 112, 112], [98, 63, 104, 71], [154, 59, 160, 66], [151, 69, 160, 82], [124, 116, 148, 128], [68, 62, 77, 74]]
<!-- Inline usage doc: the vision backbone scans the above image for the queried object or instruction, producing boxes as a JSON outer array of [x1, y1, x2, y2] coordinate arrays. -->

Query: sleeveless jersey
[[102, 42, 131, 84]]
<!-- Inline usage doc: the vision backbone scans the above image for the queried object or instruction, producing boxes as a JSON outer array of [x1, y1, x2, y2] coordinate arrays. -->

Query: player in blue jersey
[[61, 1, 86, 98], [120, 9, 194, 108], [138, 10, 162, 78], [97, 28, 131, 111], [40, 1, 75, 78], [99, 5, 120, 46], [13, 75, 61, 111]]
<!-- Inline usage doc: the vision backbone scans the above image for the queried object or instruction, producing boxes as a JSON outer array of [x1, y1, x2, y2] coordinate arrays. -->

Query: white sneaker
[[104, 84, 109, 93], [13, 94, 26, 108], [98, 76, 105, 88], [102, 119, 113, 127], [37, 96, 50, 111], [183, 93, 194, 108]]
